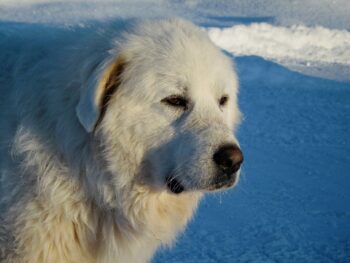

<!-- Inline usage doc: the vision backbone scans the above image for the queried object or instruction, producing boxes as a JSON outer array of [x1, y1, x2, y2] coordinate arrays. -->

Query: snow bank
[[207, 23, 350, 66], [208, 23, 350, 64], [207, 23, 350, 81]]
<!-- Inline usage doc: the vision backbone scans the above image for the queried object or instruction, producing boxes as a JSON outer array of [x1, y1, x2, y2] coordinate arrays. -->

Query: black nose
[[213, 144, 243, 175]]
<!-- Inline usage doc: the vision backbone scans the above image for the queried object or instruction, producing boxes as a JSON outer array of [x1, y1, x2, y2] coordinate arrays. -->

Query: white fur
[[0, 18, 241, 263]]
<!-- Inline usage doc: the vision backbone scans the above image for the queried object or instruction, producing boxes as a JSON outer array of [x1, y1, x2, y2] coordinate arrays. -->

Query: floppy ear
[[76, 57, 126, 133]]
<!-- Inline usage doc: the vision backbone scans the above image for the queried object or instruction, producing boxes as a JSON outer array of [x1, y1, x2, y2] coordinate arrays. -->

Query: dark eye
[[219, 95, 229, 106], [161, 95, 189, 110]]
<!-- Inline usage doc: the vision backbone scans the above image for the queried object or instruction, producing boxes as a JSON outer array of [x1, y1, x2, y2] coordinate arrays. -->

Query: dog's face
[[77, 19, 243, 194]]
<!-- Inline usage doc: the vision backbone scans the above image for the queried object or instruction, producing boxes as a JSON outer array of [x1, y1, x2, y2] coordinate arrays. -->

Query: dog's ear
[[76, 57, 126, 133]]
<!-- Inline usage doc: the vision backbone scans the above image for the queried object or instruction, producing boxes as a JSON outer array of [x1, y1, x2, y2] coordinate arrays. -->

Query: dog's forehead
[[159, 54, 235, 99], [120, 19, 237, 100], [152, 42, 234, 93]]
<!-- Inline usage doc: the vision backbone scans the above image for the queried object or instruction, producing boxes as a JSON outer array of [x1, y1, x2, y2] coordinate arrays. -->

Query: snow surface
[[0, 1, 349, 262], [208, 24, 350, 65], [207, 24, 350, 82]]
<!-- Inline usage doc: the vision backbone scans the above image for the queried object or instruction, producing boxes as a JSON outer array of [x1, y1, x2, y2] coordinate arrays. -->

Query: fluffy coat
[[0, 18, 240, 263]]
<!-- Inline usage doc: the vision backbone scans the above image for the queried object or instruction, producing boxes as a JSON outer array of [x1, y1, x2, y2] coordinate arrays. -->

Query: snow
[[207, 24, 350, 81], [1, 1, 349, 262]]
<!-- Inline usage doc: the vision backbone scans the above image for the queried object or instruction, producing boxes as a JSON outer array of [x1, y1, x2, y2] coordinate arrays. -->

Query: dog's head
[[76, 18, 243, 195]]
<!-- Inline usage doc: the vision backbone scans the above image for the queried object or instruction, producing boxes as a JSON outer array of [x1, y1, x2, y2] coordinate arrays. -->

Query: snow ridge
[[207, 23, 350, 66]]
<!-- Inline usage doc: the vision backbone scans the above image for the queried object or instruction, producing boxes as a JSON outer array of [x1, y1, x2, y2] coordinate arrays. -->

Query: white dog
[[0, 18, 243, 263]]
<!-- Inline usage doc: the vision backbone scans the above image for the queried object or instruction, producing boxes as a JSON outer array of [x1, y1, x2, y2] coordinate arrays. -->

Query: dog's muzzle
[[165, 144, 243, 193]]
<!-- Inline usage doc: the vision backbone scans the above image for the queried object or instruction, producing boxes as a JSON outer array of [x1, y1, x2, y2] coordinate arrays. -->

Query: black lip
[[166, 176, 184, 194], [209, 173, 237, 191]]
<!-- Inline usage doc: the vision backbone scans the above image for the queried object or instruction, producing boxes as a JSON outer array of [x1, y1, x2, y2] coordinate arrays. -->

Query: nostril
[[213, 144, 243, 174], [231, 161, 242, 174]]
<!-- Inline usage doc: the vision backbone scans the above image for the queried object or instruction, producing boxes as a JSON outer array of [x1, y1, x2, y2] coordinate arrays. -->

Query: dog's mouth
[[207, 172, 238, 191], [166, 176, 184, 194], [165, 172, 238, 194]]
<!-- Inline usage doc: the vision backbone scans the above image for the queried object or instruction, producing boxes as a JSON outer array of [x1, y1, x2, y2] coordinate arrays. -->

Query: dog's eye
[[161, 95, 188, 110], [219, 95, 229, 106]]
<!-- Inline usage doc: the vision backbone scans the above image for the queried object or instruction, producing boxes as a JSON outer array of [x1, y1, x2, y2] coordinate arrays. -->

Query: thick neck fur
[[9, 121, 201, 263]]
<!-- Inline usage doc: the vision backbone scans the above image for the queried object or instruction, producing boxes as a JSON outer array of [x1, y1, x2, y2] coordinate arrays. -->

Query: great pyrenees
[[0, 18, 243, 263]]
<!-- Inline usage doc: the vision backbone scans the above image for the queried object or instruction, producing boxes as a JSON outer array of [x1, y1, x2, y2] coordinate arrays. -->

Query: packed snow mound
[[207, 23, 350, 81], [207, 23, 350, 66]]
